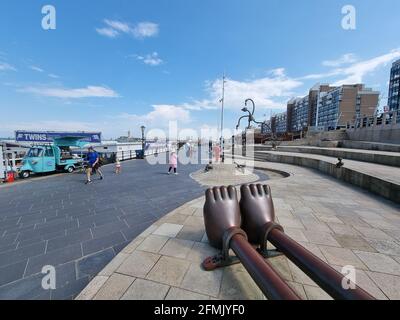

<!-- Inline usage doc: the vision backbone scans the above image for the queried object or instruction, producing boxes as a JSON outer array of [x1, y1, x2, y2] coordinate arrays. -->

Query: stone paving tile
[[81, 232, 126, 256], [302, 230, 340, 247], [301, 220, 332, 233], [25, 244, 82, 276], [286, 281, 307, 300], [0, 260, 28, 287], [287, 261, 318, 287], [284, 228, 308, 243], [176, 225, 205, 242], [98, 252, 130, 277], [121, 237, 145, 254], [184, 216, 204, 228], [268, 256, 293, 282], [76, 249, 116, 280], [332, 235, 376, 252], [137, 235, 169, 254], [165, 287, 211, 300], [364, 239, 400, 256], [94, 273, 135, 300], [122, 279, 170, 300], [303, 285, 333, 300], [277, 217, 305, 230], [117, 251, 160, 278], [159, 238, 195, 259], [328, 223, 361, 236], [365, 271, 400, 300], [330, 265, 387, 300], [146, 256, 191, 287], [153, 223, 184, 238], [181, 263, 223, 298], [352, 226, 394, 241], [297, 242, 328, 262], [187, 242, 218, 263], [219, 264, 265, 300], [319, 246, 367, 269], [75, 276, 108, 300], [158, 214, 189, 226], [354, 251, 400, 275]]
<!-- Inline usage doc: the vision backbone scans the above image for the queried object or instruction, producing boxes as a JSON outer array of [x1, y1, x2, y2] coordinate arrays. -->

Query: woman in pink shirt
[[168, 152, 178, 175]]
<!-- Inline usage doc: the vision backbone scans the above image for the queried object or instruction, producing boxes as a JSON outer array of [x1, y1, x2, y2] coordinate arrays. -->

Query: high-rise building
[[388, 59, 400, 112], [316, 84, 379, 130], [287, 97, 309, 133], [275, 112, 287, 134], [287, 84, 336, 133]]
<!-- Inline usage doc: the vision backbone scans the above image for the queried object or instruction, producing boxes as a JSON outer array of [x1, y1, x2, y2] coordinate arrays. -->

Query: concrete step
[[340, 140, 400, 153], [254, 145, 400, 167], [253, 150, 400, 204]]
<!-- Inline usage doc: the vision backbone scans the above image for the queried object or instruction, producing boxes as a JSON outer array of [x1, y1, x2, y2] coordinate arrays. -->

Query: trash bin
[[135, 150, 145, 159]]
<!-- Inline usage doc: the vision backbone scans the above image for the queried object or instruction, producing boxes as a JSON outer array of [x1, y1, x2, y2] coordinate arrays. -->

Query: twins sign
[[15, 131, 102, 143]]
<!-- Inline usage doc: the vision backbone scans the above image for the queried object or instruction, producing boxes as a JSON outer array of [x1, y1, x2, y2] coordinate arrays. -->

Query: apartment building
[[388, 59, 400, 112], [287, 97, 308, 133], [316, 84, 379, 130], [275, 112, 287, 134], [287, 84, 336, 133]]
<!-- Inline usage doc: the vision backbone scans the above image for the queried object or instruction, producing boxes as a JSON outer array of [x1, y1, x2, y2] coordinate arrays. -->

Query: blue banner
[[15, 131, 102, 143]]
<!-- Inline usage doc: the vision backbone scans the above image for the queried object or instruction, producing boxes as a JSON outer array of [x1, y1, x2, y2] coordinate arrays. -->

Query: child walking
[[168, 152, 178, 175], [115, 158, 121, 174]]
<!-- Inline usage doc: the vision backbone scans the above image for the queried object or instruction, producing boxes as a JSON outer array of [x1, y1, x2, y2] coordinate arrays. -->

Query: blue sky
[[0, 0, 399, 139]]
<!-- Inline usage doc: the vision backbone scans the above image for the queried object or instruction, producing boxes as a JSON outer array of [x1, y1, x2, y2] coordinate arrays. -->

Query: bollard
[[203, 186, 300, 300], [239, 184, 375, 300]]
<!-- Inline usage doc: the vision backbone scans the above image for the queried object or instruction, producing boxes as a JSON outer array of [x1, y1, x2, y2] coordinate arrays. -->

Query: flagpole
[[220, 73, 226, 163]]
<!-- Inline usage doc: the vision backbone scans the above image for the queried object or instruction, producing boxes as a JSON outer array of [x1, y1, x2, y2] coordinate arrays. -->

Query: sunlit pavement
[[0, 153, 209, 299]]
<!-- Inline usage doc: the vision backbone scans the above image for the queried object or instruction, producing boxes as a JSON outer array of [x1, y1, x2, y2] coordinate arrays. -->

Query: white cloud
[[0, 62, 16, 72], [30, 65, 44, 73], [20, 85, 120, 99], [333, 49, 400, 86], [135, 52, 163, 66], [48, 73, 60, 79], [104, 20, 131, 33], [96, 27, 119, 38], [179, 69, 302, 112], [97, 20, 159, 39], [119, 105, 191, 128], [322, 53, 358, 67], [299, 49, 400, 85], [132, 22, 159, 39]]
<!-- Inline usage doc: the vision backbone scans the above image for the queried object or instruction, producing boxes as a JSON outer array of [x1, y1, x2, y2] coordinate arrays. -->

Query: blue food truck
[[16, 131, 101, 179]]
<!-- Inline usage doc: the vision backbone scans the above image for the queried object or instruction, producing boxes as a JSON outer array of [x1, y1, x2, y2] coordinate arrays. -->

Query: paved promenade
[[78, 160, 400, 300], [0, 153, 208, 299]]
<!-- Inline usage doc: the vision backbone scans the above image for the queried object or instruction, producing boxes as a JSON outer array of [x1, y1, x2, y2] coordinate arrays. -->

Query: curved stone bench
[[255, 146, 400, 167], [255, 151, 400, 204]]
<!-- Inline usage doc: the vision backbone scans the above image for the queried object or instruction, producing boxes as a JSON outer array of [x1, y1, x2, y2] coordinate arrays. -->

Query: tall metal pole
[[220, 74, 226, 163]]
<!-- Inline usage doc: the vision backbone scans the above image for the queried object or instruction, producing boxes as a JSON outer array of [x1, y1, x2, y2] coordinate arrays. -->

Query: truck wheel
[[67, 167, 75, 173], [20, 171, 30, 179]]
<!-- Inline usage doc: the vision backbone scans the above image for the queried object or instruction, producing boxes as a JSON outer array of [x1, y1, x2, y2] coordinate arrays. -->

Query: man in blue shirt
[[85, 147, 104, 184]]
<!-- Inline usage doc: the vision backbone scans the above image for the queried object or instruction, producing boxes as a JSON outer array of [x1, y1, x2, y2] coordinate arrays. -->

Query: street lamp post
[[220, 74, 227, 163], [141, 125, 146, 159]]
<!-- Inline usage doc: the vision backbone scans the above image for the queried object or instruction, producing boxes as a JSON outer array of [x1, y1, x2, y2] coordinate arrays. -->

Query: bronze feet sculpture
[[203, 184, 375, 300]]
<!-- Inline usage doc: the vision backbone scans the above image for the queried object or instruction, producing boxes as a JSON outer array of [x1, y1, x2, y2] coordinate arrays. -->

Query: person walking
[[168, 151, 178, 175], [85, 147, 104, 184]]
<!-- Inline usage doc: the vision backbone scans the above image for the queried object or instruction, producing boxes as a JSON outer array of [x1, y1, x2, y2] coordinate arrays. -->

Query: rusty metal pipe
[[230, 234, 301, 300], [268, 229, 375, 300]]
